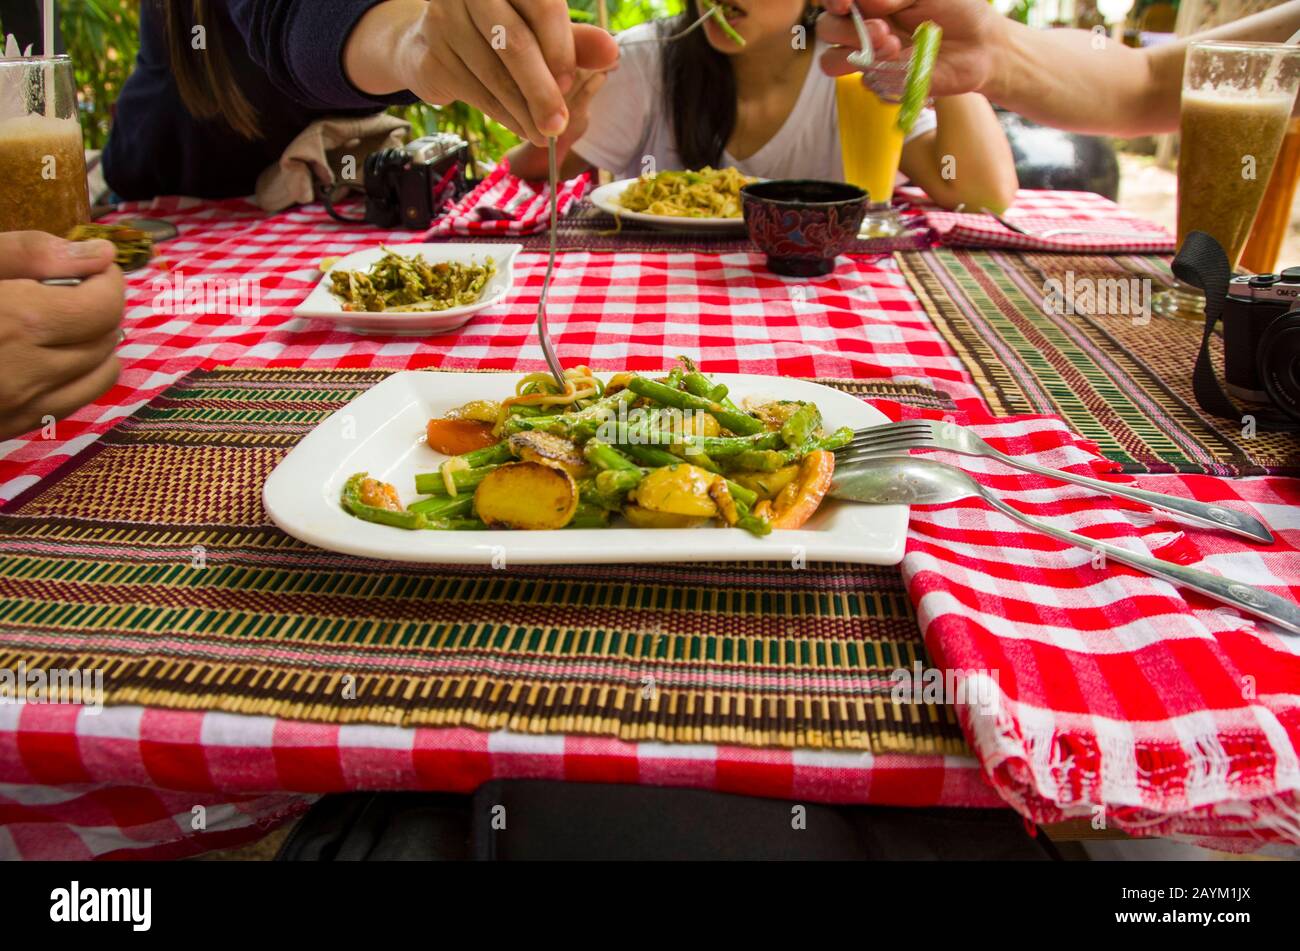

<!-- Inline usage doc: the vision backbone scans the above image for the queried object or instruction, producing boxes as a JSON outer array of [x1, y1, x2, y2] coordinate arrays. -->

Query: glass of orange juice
[[836, 64, 908, 238]]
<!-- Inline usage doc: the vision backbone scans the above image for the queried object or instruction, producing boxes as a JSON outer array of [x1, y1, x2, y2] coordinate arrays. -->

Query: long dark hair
[[663, 2, 819, 169], [159, 0, 261, 139]]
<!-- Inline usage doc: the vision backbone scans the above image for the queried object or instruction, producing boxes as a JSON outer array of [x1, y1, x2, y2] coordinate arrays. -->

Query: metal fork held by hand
[[535, 136, 566, 389], [836, 419, 1275, 544]]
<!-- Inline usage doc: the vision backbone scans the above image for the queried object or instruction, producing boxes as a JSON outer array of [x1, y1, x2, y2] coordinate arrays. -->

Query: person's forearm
[[918, 94, 1018, 210], [983, 1, 1300, 136], [983, 21, 1166, 135], [343, 0, 429, 97]]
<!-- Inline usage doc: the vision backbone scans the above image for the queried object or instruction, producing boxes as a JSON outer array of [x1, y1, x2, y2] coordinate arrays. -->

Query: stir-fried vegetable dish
[[328, 248, 495, 312], [618, 167, 755, 219], [341, 358, 848, 536]]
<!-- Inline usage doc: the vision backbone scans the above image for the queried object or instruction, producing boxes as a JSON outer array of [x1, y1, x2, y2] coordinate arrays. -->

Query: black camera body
[[363, 133, 472, 230], [1222, 270, 1300, 420]]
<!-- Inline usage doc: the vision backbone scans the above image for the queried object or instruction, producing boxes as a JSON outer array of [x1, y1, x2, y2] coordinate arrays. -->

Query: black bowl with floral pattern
[[740, 179, 868, 277]]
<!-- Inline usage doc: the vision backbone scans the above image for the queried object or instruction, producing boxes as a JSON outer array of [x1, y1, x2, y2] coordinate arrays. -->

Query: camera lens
[[1258, 310, 1300, 422]]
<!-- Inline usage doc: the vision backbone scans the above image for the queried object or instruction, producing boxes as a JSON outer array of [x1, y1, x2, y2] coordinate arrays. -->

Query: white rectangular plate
[[263, 371, 909, 565], [292, 243, 521, 336]]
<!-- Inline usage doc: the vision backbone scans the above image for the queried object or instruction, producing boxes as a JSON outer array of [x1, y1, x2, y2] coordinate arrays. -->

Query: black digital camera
[[326, 133, 473, 230], [1223, 270, 1300, 421]]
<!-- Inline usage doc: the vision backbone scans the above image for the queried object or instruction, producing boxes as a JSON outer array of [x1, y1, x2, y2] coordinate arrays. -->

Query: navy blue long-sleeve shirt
[[103, 0, 417, 200]]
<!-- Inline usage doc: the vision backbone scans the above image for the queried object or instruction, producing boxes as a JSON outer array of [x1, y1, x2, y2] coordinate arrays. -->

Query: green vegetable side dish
[[339, 358, 848, 537], [67, 223, 154, 271], [896, 21, 942, 135], [328, 248, 495, 313]]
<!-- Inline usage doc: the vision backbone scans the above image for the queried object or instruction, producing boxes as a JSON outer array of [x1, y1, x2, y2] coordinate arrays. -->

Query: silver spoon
[[830, 456, 1300, 636], [535, 136, 566, 389]]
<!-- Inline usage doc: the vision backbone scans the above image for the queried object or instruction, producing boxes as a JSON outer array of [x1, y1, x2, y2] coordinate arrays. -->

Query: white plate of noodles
[[590, 168, 758, 231]]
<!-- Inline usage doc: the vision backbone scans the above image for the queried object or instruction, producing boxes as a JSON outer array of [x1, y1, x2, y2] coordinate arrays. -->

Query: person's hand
[[817, 0, 1006, 99], [0, 232, 124, 440], [397, 0, 619, 145], [555, 67, 608, 151]]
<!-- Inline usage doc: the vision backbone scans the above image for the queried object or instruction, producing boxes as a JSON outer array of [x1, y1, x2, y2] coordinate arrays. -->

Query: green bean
[[413, 465, 499, 496], [595, 468, 643, 495], [617, 442, 688, 469], [428, 517, 489, 531], [780, 403, 822, 449], [578, 479, 626, 512], [456, 441, 512, 469], [626, 377, 764, 436], [702, 0, 746, 45], [722, 479, 757, 508], [613, 441, 754, 505], [818, 426, 854, 452], [729, 427, 854, 472], [679, 448, 720, 471], [679, 361, 742, 413], [619, 439, 721, 474], [665, 430, 783, 458], [341, 473, 426, 530], [568, 505, 613, 529], [730, 450, 791, 472], [504, 388, 638, 440], [723, 488, 769, 536], [584, 439, 640, 473], [407, 494, 475, 517]]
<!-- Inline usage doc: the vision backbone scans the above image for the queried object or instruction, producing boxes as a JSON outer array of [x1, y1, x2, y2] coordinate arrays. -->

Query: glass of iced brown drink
[[1159, 41, 1300, 321], [0, 55, 91, 235]]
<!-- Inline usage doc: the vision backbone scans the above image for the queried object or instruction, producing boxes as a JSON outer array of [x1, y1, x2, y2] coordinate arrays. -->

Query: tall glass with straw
[[836, 22, 940, 239], [1157, 40, 1300, 320], [0, 0, 90, 235], [836, 62, 908, 238]]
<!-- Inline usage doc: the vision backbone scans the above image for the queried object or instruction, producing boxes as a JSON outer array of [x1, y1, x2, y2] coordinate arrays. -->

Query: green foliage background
[[2, 0, 682, 153]]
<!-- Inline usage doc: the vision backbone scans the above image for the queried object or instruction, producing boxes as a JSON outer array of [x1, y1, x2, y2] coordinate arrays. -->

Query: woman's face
[[698, 1, 810, 54]]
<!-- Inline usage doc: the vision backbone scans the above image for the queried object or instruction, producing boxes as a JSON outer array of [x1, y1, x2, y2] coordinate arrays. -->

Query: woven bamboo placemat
[[0, 368, 965, 754], [898, 248, 1300, 476]]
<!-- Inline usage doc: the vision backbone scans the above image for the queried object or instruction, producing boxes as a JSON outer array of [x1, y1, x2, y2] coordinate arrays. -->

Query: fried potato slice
[[473, 462, 578, 530]]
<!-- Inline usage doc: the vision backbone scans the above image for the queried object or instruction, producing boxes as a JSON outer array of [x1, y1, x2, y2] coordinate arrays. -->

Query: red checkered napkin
[[889, 401, 1300, 846], [427, 160, 591, 237], [902, 188, 1176, 253]]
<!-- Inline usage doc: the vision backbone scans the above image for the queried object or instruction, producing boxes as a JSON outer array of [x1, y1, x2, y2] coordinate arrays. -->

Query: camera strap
[[1172, 231, 1300, 432]]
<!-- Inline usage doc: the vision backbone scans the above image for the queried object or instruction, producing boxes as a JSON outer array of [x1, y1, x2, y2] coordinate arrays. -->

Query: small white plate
[[590, 178, 749, 232], [293, 243, 521, 336], [263, 371, 909, 565]]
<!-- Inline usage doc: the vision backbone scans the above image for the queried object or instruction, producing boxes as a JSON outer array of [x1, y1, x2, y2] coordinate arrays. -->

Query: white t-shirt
[[574, 22, 936, 183]]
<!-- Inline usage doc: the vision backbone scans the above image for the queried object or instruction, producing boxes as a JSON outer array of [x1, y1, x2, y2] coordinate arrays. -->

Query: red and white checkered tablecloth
[[428, 160, 591, 236], [0, 704, 998, 860], [2, 193, 1298, 859], [900, 187, 1177, 254], [0, 197, 966, 500]]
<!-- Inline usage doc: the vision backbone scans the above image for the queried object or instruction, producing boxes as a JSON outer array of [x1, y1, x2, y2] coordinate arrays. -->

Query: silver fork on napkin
[[835, 419, 1275, 544], [831, 456, 1300, 635]]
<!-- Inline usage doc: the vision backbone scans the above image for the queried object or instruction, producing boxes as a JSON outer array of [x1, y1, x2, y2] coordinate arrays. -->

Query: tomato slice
[[426, 418, 498, 456]]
